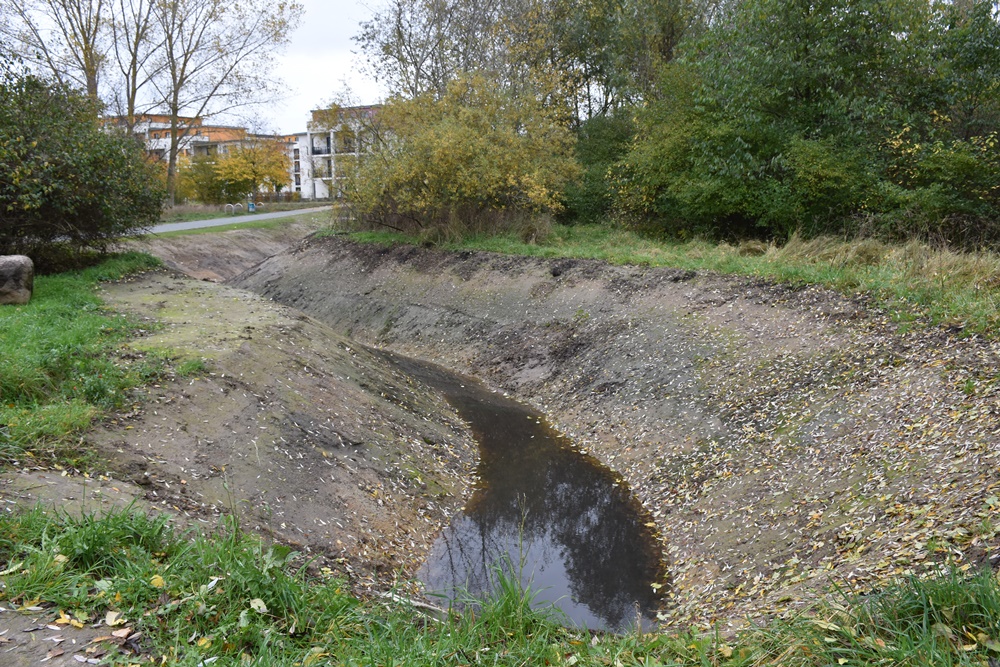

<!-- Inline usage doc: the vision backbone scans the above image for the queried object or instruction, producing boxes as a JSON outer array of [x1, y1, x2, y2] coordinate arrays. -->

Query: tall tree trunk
[[167, 108, 181, 206]]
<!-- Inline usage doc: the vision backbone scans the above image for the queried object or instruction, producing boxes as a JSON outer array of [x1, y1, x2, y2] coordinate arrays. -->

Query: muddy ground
[[3, 222, 1000, 657]]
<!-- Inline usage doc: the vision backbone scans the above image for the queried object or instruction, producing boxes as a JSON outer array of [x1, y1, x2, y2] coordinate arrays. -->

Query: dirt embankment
[[6, 224, 999, 638], [231, 235, 1000, 629], [4, 267, 478, 592], [130, 218, 326, 282]]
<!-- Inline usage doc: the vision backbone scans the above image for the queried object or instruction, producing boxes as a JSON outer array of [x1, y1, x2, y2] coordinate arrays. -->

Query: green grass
[[0, 507, 713, 666], [154, 211, 333, 238], [1, 507, 998, 666], [160, 202, 328, 224], [341, 224, 1000, 335], [0, 253, 167, 463], [743, 571, 1000, 666]]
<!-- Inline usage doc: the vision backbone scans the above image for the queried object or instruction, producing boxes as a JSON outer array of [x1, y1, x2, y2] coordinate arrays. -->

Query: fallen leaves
[[54, 609, 86, 629], [105, 610, 127, 626]]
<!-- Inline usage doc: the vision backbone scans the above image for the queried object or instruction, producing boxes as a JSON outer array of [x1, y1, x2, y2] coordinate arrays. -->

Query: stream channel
[[380, 352, 668, 632]]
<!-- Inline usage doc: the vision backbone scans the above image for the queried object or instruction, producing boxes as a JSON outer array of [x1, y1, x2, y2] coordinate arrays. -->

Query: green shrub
[[562, 112, 635, 224], [0, 56, 164, 269], [612, 0, 1000, 246], [344, 73, 580, 239]]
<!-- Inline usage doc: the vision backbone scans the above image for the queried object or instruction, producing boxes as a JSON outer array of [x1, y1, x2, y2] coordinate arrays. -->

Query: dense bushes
[[0, 57, 163, 268], [344, 74, 580, 240], [562, 112, 635, 224], [608, 0, 1000, 244], [342, 0, 999, 248]]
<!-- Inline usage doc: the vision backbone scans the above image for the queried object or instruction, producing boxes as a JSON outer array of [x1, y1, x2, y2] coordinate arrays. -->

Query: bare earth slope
[[233, 235, 1000, 629], [131, 218, 326, 282], [5, 269, 478, 588], [1, 255, 481, 665], [93, 271, 478, 581]]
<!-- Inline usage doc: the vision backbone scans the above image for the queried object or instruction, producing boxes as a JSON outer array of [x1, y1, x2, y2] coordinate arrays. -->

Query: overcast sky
[[264, 0, 385, 134]]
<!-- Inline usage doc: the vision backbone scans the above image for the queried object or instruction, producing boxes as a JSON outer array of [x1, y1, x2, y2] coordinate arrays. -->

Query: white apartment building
[[294, 105, 380, 200]]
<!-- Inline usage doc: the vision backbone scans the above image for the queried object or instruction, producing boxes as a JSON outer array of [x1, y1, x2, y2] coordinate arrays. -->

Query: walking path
[[150, 205, 331, 234]]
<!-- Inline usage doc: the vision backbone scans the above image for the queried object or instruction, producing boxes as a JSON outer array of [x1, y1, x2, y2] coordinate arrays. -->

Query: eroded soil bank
[[3, 268, 478, 594], [232, 235, 1000, 629]]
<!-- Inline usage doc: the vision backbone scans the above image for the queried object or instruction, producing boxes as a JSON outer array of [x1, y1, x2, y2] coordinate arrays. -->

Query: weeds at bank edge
[[344, 224, 1000, 336], [1, 507, 999, 666], [0, 253, 167, 466]]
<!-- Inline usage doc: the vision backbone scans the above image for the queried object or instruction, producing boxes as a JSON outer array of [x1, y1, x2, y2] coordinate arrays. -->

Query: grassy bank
[[0, 253, 167, 464], [1, 507, 998, 666], [154, 211, 333, 238], [160, 202, 327, 224], [345, 224, 1000, 336]]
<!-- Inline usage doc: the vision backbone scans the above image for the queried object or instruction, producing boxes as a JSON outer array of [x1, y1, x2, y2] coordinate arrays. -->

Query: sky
[[264, 0, 385, 135]]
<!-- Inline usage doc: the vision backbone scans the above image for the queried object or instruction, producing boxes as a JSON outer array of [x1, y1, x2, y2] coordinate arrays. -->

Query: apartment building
[[295, 105, 380, 200], [106, 107, 379, 201], [107, 115, 228, 158]]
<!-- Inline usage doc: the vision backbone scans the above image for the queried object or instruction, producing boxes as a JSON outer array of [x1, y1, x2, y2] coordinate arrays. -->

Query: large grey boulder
[[0, 255, 34, 305]]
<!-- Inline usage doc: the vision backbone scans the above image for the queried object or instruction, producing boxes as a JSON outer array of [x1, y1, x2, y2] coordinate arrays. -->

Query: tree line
[[0, 0, 302, 204], [345, 0, 1000, 248]]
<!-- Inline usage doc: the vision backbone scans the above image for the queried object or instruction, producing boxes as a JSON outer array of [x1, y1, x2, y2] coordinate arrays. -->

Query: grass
[[742, 570, 1000, 666], [160, 202, 328, 224], [1, 507, 998, 666], [0, 252, 168, 464], [153, 210, 333, 238], [341, 224, 1000, 336]]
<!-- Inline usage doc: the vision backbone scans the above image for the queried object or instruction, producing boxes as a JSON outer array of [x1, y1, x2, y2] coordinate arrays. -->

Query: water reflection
[[382, 353, 668, 632]]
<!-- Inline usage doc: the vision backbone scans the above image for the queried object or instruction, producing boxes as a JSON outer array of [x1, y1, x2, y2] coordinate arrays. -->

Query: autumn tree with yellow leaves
[[215, 140, 291, 199], [176, 138, 290, 204], [343, 74, 580, 239]]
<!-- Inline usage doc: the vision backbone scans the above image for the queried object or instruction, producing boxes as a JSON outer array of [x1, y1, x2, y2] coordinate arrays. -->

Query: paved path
[[150, 205, 332, 234]]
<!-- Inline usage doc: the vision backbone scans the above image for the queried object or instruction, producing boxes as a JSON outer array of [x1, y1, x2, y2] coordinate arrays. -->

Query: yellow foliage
[[346, 72, 579, 232], [215, 140, 291, 195]]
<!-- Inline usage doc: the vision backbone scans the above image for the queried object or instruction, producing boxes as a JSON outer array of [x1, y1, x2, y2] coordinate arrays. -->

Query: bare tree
[[149, 0, 302, 203], [106, 0, 161, 132], [0, 0, 107, 100], [355, 0, 457, 97]]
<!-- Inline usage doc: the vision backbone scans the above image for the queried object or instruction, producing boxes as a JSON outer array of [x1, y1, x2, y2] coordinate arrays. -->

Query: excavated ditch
[[230, 233, 1000, 630]]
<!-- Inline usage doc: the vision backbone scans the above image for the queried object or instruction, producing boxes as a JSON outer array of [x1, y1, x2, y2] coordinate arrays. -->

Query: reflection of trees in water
[[417, 383, 668, 631]]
